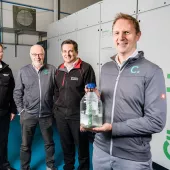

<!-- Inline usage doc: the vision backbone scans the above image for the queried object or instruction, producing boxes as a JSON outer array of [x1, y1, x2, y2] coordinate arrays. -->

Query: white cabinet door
[[100, 22, 117, 68], [47, 22, 61, 39], [138, 6, 170, 170], [77, 2, 101, 30], [77, 25, 100, 87], [59, 13, 77, 35], [138, 0, 170, 13], [101, 0, 137, 23], [47, 37, 60, 67]]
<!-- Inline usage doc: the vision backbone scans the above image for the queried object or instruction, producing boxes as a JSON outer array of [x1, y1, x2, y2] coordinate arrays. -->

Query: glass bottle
[[80, 83, 103, 128]]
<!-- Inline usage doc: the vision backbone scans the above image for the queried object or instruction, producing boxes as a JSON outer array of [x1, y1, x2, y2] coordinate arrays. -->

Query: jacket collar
[[59, 58, 82, 70], [0, 61, 8, 70], [111, 51, 144, 63]]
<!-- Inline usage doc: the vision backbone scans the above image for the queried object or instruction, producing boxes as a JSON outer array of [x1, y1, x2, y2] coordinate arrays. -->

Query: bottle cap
[[87, 83, 96, 89]]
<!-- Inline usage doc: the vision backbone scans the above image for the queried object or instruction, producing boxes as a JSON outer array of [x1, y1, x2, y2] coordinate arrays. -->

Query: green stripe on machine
[[167, 74, 170, 79], [167, 74, 170, 92]]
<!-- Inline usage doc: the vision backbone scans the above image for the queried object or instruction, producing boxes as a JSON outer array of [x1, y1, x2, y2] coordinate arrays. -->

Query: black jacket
[[54, 58, 96, 120], [0, 61, 17, 116]]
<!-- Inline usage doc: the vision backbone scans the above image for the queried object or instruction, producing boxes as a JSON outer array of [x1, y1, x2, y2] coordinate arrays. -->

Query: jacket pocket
[[114, 136, 148, 152], [0, 75, 10, 86], [20, 109, 25, 124]]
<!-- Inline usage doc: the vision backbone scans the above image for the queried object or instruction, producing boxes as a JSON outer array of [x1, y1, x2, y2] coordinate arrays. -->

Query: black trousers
[[0, 113, 11, 169], [20, 114, 55, 170], [55, 114, 90, 170]]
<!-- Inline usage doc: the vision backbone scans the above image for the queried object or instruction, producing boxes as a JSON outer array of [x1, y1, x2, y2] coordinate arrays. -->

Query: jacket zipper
[[38, 72, 42, 117], [109, 61, 129, 155], [62, 72, 66, 86], [65, 75, 68, 118]]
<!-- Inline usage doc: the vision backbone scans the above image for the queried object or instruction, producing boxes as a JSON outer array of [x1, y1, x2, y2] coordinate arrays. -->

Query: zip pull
[[62, 73, 66, 86]]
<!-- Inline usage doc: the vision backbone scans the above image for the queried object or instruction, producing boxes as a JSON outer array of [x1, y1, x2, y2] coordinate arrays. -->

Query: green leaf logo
[[163, 130, 170, 160]]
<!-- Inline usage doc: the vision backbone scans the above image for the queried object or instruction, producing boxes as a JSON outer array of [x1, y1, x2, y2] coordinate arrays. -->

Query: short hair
[[61, 39, 78, 53], [112, 13, 141, 34], [0, 44, 3, 49], [30, 44, 45, 55]]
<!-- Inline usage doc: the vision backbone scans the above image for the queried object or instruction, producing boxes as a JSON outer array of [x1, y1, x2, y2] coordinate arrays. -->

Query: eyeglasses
[[31, 53, 44, 57]]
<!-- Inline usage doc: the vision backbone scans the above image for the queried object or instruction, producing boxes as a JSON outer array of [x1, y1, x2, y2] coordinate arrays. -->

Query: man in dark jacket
[[0, 44, 17, 170], [53, 39, 96, 170], [13, 45, 57, 170], [88, 13, 167, 170]]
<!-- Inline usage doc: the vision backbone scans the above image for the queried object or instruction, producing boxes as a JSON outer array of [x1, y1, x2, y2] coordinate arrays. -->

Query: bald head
[[30, 44, 44, 54], [30, 44, 45, 69]]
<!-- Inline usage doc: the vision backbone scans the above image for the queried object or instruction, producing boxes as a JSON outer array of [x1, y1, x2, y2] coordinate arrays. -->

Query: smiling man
[[53, 39, 96, 170], [14, 44, 57, 170], [90, 13, 167, 170]]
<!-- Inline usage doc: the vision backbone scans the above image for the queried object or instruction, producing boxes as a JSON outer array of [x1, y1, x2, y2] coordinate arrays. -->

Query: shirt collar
[[64, 57, 79, 72], [32, 63, 43, 72], [115, 49, 138, 68], [0, 62, 2, 68]]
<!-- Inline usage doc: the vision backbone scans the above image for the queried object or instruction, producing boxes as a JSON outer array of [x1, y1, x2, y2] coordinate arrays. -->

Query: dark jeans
[[55, 114, 89, 170], [0, 113, 11, 169], [20, 113, 55, 170]]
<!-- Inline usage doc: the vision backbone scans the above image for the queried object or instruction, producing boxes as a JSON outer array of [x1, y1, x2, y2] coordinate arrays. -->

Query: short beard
[[33, 61, 43, 68]]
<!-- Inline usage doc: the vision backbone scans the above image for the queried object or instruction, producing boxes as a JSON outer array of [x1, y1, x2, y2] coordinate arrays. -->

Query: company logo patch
[[3, 74, 9, 76], [161, 94, 166, 99], [71, 77, 78, 81], [131, 66, 140, 74], [43, 69, 48, 75]]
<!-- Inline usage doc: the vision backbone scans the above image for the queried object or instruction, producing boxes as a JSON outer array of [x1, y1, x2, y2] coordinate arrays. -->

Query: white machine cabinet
[[138, 0, 170, 13], [101, 0, 137, 23], [77, 25, 100, 86], [77, 2, 101, 30]]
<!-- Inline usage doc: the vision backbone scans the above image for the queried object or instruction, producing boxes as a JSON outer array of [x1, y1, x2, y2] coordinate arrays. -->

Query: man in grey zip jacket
[[13, 45, 57, 170], [90, 13, 167, 170]]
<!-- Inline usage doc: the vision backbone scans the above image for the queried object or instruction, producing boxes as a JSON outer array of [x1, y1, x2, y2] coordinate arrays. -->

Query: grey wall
[[60, 0, 101, 18]]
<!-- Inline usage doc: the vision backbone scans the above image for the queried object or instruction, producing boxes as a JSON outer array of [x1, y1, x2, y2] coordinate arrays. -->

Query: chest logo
[[131, 66, 140, 74], [71, 77, 78, 81], [3, 74, 9, 76], [43, 69, 48, 75]]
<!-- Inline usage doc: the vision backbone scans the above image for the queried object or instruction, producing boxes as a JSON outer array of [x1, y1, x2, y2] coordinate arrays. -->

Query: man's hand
[[10, 113, 15, 121], [92, 123, 112, 132], [84, 86, 100, 98], [80, 125, 87, 132], [83, 123, 112, 133]]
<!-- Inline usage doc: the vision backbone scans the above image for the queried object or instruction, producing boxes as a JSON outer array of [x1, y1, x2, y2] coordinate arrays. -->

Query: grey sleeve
[[112, 68, 167, 137], [13, 70, 24, 113]]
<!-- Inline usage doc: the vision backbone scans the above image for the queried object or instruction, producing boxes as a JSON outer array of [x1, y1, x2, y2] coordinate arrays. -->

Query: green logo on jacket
[[131, 66, 140, 73], [43, 69, 48, 75]]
